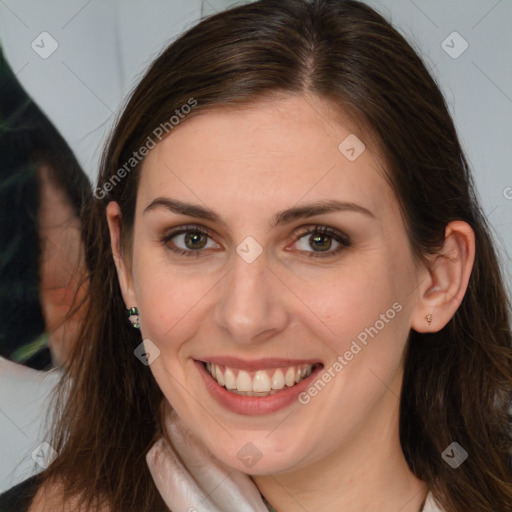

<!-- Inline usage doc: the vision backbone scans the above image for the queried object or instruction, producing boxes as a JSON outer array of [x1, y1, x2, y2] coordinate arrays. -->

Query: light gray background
[[0, 0, 511, 492]]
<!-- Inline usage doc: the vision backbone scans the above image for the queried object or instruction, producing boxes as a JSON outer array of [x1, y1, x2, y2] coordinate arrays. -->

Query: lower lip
[[194, 360, 323, 415]]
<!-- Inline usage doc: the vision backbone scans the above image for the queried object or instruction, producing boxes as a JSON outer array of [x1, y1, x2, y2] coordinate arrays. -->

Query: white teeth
[[271, 369, 285, 390], [285, 367, 296, 387], [253, 371, 272, 392], [215, 366, 225, 387], [204, 362, 317, 394], [224, 368, 237, 389], [236, 370, 253, 392]]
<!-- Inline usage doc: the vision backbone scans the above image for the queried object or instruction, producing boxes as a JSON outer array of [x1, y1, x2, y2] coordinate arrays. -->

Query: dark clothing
[[23, 347, 53, 372], [0, 474, 171, 511], [0, 474, 39, 512]]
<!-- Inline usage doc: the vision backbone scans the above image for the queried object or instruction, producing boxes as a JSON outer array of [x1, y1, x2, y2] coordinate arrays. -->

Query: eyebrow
[[143, 197, 375, 228]]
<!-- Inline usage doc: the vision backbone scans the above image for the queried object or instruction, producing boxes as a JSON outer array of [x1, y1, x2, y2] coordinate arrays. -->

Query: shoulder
[[0, 474, 40, 512], [27, 479, 111, 512]]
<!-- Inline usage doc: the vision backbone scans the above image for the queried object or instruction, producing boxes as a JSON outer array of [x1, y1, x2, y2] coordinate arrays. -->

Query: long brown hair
[[37, 1, 512, 510]]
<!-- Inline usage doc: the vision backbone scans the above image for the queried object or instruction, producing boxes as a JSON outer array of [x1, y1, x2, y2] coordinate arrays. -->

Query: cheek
[[292, 257, 404, 352], [131, 253, 214, 354]]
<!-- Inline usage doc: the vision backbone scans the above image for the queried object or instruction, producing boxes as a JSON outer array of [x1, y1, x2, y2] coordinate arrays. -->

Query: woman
[[0, 46, 90, 369], [3, 0, 511, 510]]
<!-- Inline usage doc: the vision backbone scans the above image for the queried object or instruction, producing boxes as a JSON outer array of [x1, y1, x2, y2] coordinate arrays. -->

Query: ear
[[106, 201, 137, 308], [411, 220, 475, 333]]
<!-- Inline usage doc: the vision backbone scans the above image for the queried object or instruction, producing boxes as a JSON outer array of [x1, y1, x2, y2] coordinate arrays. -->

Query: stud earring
[[425, 314, 432, 326], [126, 307, 140, 329]]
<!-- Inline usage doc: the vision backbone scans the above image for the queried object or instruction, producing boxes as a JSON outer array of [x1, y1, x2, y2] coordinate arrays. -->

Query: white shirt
[[0, 357, 61, 492]]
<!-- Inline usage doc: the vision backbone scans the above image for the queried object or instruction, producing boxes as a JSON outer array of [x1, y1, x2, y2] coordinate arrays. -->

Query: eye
[[160, 225, 220, 257], [291, 225, 350, 258], [159, 224, 350, 259]]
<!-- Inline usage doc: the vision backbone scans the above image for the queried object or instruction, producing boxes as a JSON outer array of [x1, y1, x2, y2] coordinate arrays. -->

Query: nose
[[213, 246, 290, 345]]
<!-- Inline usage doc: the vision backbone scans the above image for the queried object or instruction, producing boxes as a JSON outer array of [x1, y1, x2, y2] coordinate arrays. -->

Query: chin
[[212, 441, 307, 476]]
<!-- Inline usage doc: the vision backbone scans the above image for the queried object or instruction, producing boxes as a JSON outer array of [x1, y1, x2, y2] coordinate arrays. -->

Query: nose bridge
[[214, 244, 287, 343]]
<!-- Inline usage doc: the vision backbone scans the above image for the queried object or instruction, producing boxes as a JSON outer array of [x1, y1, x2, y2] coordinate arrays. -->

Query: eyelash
[[159, 224, 350, 259]]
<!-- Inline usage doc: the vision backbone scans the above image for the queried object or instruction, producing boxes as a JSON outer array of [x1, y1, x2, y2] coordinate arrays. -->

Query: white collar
[[423, 491, 444, 512]]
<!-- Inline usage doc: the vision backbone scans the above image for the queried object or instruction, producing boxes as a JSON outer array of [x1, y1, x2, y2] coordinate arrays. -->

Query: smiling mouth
[[201, 361, 323, 397]]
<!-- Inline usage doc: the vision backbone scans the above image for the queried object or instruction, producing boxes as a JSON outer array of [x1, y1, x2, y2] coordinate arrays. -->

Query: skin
[[38, 165, 87, 367], [106, 94, 475, 512]]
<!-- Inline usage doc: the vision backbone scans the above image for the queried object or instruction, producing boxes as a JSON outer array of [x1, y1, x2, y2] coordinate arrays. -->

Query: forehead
[[137, 95, 396, 224]]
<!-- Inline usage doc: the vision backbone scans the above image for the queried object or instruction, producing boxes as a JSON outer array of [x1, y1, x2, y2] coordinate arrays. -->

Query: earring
[[126, 307, 140, 329], [425, 314, 432, 326]]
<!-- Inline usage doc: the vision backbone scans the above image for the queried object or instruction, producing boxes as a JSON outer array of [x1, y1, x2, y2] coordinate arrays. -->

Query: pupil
[[185, 232, 206, 249], [311, 234, 331, 251]]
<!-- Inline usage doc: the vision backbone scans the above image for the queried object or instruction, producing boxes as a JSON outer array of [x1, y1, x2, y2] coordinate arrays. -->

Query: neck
[[251, 391, 427, 512]]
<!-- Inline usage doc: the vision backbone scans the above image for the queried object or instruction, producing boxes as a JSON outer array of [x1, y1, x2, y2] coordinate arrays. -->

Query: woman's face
[[113, 94, 430, 475], [38, 165, 87, 366]]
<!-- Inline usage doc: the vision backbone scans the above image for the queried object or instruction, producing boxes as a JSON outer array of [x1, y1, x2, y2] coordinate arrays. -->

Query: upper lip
[[195, 356, 323, 371]]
